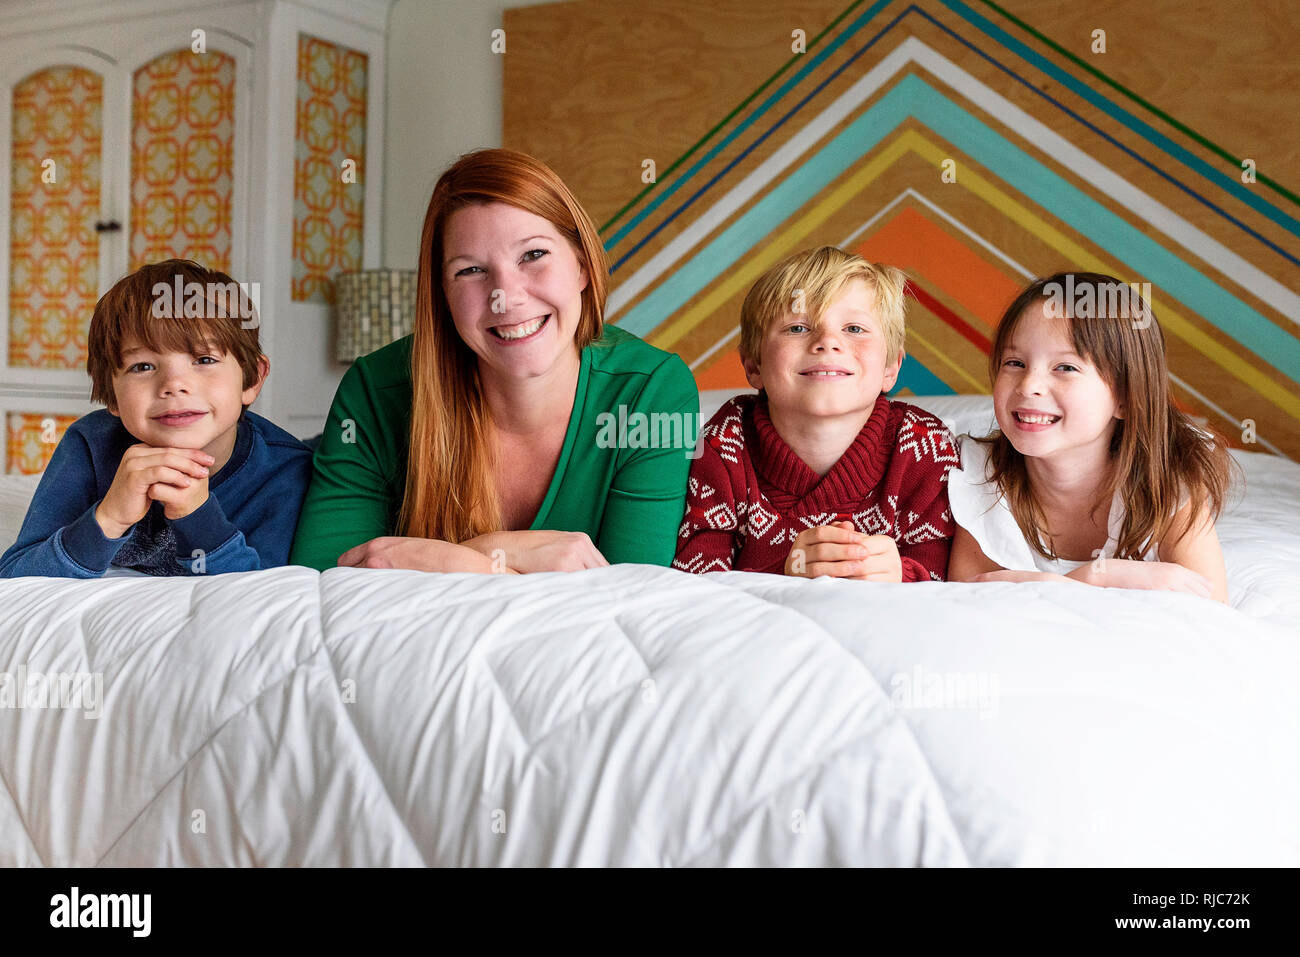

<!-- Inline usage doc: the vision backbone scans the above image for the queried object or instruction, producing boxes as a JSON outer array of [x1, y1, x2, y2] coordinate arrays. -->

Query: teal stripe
[[940, 0, 1300, 238], [892, 356, 953, 395], [618, 74, 1300, 384]]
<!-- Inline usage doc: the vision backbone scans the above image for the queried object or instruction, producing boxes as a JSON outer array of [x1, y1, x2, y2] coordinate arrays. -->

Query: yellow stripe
[[906, 324, 988, 392]]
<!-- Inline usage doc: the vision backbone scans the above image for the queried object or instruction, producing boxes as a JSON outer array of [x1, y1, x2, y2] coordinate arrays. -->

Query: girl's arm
[[1143, 500, 1228, 603], [975, 569, 1076, 584], [949, 524, 1074, 585], [1058, 500, 1223, 601], [948, 524, 998, 581]]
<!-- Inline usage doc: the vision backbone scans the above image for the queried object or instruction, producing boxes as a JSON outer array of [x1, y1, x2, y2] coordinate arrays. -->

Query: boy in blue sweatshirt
[[0, 259, 312, 578]]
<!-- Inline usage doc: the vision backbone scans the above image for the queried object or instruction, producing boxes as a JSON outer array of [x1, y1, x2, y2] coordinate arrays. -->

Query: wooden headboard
[[504, 0, 1300, 459]]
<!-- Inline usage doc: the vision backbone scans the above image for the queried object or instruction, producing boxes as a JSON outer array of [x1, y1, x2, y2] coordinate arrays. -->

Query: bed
[[2, 394, 1298, 866]]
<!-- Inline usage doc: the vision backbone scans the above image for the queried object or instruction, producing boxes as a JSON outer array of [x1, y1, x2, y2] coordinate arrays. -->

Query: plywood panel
[[502, 0, 1300, 458]]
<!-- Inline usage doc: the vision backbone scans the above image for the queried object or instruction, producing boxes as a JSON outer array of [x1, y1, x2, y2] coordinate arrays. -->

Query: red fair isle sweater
[[672, 394, 959, 580]]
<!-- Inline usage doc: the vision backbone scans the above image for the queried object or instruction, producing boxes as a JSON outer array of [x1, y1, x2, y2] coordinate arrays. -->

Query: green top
[[289, 325, 699, 571]]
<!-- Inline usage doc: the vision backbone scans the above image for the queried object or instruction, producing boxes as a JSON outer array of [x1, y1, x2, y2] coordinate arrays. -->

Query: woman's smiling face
[[441, 202, 589, 382]]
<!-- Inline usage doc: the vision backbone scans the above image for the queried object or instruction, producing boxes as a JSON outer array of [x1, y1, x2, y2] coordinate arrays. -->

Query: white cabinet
[[0, 0, 390, 472]]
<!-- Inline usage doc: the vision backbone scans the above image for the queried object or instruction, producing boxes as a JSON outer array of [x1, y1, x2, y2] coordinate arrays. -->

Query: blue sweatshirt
[[0, 409, 313, 578]]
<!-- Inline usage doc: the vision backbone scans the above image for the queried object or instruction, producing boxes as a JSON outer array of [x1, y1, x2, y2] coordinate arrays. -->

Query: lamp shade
[[334, 269, 417, 362]]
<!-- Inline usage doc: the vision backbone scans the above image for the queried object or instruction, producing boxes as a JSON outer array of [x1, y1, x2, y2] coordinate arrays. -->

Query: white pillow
[[903, 394, 998, 438], [0, 473, 43, 556], [698, 388, 756, 423]]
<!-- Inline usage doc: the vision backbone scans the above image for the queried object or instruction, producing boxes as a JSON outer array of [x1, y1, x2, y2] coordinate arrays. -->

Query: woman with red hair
[[290, 149, 698, 572]]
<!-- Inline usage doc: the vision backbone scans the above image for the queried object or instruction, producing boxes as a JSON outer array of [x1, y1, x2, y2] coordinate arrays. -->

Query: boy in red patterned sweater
[[673, 247, 959, 581]]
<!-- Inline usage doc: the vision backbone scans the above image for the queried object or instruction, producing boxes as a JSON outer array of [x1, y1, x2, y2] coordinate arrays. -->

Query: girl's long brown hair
[[396, 149, 609, 542], [973, 272, 1233, 560]]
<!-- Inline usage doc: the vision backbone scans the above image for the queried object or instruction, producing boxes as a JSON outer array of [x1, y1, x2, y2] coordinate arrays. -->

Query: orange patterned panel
[[130, 50, 234, 272], [292, 34, 367, 304], [6, 412, 77, 475], [9, 66, 103, 369]]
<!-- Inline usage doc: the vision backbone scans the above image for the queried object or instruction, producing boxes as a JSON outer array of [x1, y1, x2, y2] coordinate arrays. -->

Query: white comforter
[[2, 397, 1298, 867], [1, 561, 1297, 866]]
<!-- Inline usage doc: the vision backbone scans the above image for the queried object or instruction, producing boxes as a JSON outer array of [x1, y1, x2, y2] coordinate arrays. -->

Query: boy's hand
[[784, 521, 903, 582], [848, 533, 903, 583], [149, 472, 210, 521], [94, 444, 213, 538]]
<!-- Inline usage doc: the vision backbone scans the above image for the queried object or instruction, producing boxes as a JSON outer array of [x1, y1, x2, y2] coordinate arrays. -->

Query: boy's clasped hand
[[784, 521, 902, 582], [94, 444, 215, 539]]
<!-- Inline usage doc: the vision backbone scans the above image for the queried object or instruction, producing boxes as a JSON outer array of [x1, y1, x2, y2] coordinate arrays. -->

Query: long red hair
[[396, 149, 609, 542]]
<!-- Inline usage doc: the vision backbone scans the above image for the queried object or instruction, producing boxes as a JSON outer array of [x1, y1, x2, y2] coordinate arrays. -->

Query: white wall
[[382, 0, 558, 270]]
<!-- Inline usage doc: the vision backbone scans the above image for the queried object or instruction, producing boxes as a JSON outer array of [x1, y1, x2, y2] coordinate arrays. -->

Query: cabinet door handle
[[94, 220, 121, 233]]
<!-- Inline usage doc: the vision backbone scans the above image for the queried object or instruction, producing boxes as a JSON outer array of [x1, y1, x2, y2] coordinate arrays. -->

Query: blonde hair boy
[[674, 245, 959, 582], [739, 246, 908, 370]]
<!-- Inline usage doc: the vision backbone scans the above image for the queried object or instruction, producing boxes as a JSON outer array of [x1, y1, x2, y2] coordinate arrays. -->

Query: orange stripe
[[853, 206, 1023, 328], [694, 345, 748, 391]]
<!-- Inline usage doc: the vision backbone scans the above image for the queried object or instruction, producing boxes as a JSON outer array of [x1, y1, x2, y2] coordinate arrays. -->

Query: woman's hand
[[462, 530, 608, 573], [337, 536, 501, 573], [1075, 558, 1214, 599]]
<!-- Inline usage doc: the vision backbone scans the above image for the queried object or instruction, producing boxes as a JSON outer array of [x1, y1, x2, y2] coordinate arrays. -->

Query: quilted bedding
[[2, 397, 1298, 867]]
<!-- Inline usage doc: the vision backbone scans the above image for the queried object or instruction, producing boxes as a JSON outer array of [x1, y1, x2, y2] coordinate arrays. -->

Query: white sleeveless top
[[948, 436, 1159, 574]]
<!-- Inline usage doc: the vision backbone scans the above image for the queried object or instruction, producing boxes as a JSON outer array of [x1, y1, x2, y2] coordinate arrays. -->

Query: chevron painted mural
[[505, 0, 1300, 460]]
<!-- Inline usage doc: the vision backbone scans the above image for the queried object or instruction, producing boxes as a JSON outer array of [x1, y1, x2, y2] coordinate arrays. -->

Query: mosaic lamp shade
[[334, 269, 416, 362]]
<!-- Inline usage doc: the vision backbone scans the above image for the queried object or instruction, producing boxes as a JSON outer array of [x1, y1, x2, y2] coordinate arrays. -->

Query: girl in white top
[[948, 272, 1234, 602]]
